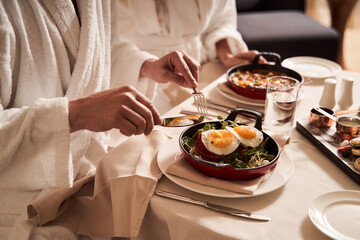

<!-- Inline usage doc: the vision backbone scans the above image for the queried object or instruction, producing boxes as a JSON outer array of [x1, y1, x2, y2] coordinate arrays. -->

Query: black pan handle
[[225, 108, 263, 131], [252, 52, 282, 67]]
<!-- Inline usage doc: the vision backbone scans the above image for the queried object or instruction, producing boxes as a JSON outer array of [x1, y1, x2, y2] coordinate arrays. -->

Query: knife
[[180, 110, 219, 118], [205, 100, 265, 116], [161, 115, 206, 127], [206, 98, 238, 110], [155, 190, 270, 221]]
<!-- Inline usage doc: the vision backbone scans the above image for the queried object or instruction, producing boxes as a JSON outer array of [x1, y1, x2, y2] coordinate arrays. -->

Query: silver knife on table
[[155, 190, 270, 221]]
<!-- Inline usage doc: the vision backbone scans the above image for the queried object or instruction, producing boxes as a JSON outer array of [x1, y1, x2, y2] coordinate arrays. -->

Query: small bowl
[[310, 107, 334, 128], [336, 116, 360, 138]]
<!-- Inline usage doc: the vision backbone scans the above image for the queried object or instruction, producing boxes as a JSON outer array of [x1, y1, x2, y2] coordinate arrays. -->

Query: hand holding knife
[[161, 115, 206, 127]]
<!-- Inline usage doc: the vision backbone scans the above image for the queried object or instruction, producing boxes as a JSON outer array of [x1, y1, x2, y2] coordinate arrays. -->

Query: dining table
[[133, 67, 360, 240]]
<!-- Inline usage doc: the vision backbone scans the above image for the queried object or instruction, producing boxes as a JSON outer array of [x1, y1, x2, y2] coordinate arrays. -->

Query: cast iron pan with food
[[226, 52, 304, 100], [179, 108, 280, 180]]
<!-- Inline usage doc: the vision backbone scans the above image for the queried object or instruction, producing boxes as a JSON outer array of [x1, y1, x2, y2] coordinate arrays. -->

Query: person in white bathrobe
[[0, 0, 199, 239], [111, 0, 266, 113]]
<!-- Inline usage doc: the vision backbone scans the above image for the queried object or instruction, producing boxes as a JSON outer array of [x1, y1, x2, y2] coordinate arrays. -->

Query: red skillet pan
[[227, 52, 303, 100], [179, 108, 280, 180]]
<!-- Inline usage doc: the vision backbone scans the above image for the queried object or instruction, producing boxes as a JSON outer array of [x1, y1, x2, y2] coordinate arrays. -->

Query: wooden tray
[[296, 118, 360, 185]]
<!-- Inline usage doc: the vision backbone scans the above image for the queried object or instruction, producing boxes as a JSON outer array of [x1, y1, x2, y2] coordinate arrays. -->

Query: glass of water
[[263, 76, 300, 138]]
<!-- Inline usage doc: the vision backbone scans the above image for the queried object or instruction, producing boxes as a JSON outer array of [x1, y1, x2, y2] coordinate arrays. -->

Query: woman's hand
[[140, 50, 200, 88], [220, 50, 267, 69], [68, 85, 162, 136], [216, 39, 267, 69]]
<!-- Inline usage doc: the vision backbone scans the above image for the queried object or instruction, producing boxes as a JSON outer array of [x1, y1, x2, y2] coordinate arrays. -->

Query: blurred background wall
[[306, 0, 360, 72]]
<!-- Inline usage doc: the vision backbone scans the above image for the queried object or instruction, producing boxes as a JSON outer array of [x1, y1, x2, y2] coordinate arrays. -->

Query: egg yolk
[[234, 126, 257, 139], [210, 130, 233, 148]]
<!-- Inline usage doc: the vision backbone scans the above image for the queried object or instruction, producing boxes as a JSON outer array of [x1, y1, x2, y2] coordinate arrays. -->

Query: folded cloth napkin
[[165, 150, 269, 195], [27, 130, 170, 238]]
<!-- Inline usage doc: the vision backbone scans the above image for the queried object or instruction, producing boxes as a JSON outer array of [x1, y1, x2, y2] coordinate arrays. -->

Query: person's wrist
[[219, 52, 234, 68], [68, 98, 85, 133], [139, 59, 156, 79]]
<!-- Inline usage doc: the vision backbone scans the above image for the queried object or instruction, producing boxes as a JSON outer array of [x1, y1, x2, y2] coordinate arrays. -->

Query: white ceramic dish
[[216, 81, 265, 107], [308, 190, 360, 240], [216, 81, 304, 106], [281, 56, 342, 80], [157, 139, 294, 198]]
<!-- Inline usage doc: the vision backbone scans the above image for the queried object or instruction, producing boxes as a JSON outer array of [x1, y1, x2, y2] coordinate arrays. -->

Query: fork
[[192, 88, 208, 115]]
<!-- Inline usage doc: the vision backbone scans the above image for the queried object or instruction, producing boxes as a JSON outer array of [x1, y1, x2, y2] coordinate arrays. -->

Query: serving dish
[[179, 108, 280, 180], [336, 116, 360, 138], [310, 107, 334, 128], [281, 56, 342, 80], [226, 52, 303, 100], [157, 138, 294, 198], [296, 118, 360, 184]]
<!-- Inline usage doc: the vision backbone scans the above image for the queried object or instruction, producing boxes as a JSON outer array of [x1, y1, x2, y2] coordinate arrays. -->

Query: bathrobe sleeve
[[110, 40, 159, 99], [201, 0, 248, 60], [0, 4, 73, 190], [0, 99, 72, 190], [110, 3, 159, 100]]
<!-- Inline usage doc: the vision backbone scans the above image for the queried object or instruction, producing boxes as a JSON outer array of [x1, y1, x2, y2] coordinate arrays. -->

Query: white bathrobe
[[111, 0, 248, 113], [112, 0, 247, 63], [0, 0, 154, 239]]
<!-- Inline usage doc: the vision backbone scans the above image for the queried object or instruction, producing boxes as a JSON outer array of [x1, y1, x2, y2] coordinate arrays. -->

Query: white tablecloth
[[134, 70, 360, 240]]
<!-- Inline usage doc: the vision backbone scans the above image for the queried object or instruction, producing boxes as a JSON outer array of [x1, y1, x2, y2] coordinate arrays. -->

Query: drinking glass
[[263, 76, 300, 138]]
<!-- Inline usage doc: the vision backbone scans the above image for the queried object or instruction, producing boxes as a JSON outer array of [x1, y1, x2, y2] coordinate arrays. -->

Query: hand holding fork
[[140, 50, 207, 115]]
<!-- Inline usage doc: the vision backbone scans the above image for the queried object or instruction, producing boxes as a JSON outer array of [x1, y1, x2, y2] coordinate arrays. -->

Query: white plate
[[216, 81, 304, 107], [157, 139, 294, 198], [309, 191, 360, 240], [216, 81, 265, 107], [282, 56, 342, 80]]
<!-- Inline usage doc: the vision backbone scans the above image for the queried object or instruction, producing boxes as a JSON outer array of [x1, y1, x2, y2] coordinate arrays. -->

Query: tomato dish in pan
[[228, 70, 288, 89]]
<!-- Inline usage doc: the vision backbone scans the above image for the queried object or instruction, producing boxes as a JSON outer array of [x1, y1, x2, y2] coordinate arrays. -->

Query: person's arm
[[111, 41, 199, 101], [215, 39, 265, 69], [111, 1, 200, 94], [201, 0, 248, 61]]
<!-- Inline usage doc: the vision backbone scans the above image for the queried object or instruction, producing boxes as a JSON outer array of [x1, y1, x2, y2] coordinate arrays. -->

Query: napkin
[[27, 130, 169, 238], [165, 152, 269, 195]]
